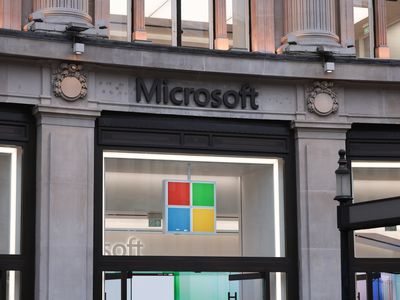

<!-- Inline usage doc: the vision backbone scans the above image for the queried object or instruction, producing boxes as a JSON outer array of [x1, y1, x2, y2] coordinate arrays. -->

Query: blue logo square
[[168, 207, 190, 232]]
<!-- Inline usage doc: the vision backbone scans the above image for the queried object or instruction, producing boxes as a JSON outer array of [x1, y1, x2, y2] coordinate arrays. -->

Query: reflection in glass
[[352, 162, 400, 203], [181, 0, 210, 48], [145, 0, 173, 45], [0, 147, 21, 255], [109, 0, 130, 41], [4, 271, 21, 300], [355, 226, 400, 258], [103, 152, 285, 257], [356, 272, 400, 299], [103, 271, 122, 300], [227, 0, 249, 50], [102, 271, 286, 300], [386, 1, 400, 59], [353, 0, 373, 58]]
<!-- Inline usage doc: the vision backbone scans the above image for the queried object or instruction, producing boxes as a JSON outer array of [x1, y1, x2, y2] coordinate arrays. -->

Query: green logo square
[[192, 183, 215, 206]]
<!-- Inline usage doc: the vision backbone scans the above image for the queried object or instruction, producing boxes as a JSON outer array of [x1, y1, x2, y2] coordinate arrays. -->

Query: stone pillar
[[132, 0, 147, 41], [374, 0, 390, 58], [29, 0, 93, 32], [214, 0, 229, 50], [281, 0, 344, 53], [34, 107, 99, 300], [250, 0, 275, 53], [294, 122, 351, 300]]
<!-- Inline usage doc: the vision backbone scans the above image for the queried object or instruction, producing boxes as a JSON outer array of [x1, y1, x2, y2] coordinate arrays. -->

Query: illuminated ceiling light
[[103, 151, 278, 165], [352, 162, 400, 168]]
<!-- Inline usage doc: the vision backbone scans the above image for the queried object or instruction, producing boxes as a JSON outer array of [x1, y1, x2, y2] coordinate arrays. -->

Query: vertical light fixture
[[0, 147, 18, 299]]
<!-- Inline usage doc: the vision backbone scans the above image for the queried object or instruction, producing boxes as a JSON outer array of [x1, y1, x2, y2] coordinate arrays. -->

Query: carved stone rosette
[[306, 81, 338, 116], [54, 63, 88, 101]]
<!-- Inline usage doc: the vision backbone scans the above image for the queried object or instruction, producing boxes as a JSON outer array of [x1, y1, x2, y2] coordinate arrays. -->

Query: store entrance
[[338, 195, 400, 300], [104, 271, 276, 300]]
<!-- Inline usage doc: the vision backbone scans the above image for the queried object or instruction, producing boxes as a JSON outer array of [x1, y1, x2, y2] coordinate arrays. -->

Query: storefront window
[[353, 0, 374, 58], [352, 161, 400, 258], [103, 151, 285, 257], [352, 161, 400, 203], [355, 225, 400, 258], [0, 271, 21, 300], [356, 272, 400, 299], [103, 271, 286, 300], [0, 147, 21, 255]]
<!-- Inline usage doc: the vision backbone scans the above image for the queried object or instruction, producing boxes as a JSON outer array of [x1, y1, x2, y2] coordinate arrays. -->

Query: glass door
[[104, 271, 285, 300]]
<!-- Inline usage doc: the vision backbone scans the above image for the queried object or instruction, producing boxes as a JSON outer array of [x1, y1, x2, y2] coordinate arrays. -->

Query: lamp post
[[334, 149, 353, 300]]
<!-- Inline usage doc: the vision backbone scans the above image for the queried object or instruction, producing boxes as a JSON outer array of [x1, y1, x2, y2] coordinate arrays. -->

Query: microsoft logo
[[164, 181, 216, 234]]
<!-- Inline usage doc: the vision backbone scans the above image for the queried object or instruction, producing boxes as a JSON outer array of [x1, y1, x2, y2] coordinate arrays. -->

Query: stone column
[[281, 0, 342, 53], [214, 0, 229, 50], [29, 0, 93, 32], [34, 107, 99, 300], [132, 0, 147, 41], [374, 0, 390, 58], [294, 122, 351, 300]]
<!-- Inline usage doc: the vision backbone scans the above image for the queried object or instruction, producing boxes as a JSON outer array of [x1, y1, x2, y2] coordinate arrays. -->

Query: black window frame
[[93, 112, 299, 300], [345, 123, 400, 299], [0, 104, 36, 300]]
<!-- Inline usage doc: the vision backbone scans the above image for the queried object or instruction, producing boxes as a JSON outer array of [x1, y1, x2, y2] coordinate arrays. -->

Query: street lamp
[[334, 149, 352, 204], [334, 149, 353, 300]]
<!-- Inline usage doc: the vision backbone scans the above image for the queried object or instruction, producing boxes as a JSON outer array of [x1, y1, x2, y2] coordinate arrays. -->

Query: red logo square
[[168, 182, 190, 206]]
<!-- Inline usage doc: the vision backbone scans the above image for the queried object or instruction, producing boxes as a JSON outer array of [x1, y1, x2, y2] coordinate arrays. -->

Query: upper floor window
[[109, 0, 250, 50], [353, 0, 400, 59]]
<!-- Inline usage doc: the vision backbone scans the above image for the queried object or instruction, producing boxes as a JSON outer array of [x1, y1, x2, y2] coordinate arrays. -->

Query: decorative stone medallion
[[306, 81, 338, 116], [54, 63, 87, 101]]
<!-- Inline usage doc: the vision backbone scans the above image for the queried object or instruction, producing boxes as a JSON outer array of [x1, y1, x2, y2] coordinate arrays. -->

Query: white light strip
[[102, 156, 106, 299], [273, 161, 282, 300], [9, 271, 16, 300], [105, 217, 239, 232], [103, 151, 278, 165], [0, 147, 18, 256], [352, 162, 400, 168], [0, 147, 18, 300]]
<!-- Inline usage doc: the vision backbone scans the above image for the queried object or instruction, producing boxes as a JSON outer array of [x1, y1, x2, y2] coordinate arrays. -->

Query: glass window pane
[[181, 0, 210, 48], [109, 0, 130, 41], [355, 273, 367, 300], [353, 0, 374, 58], [0, 147, 21, 255], [227, 0, 249, 50], [352, 161, 400, 203], [102, 271, 287, 300], [103, 271, 122, 300], [355, 225, 400, 258], [3, 271, 21, 300], [355, 272, 400, 299], [145, 0, 173, 46], [386, 1, 400, 59], [103, 152, 285, 257]]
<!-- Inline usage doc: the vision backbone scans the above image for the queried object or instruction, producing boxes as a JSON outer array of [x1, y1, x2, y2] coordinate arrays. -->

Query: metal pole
[[335, 149, 353, 300]]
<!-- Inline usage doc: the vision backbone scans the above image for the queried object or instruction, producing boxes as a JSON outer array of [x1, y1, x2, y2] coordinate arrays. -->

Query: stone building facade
[[1, 1, 400, 300]]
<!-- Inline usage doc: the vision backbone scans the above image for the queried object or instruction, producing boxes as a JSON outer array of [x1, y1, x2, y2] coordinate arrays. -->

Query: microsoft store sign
[[136, 78, 259, 110]]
